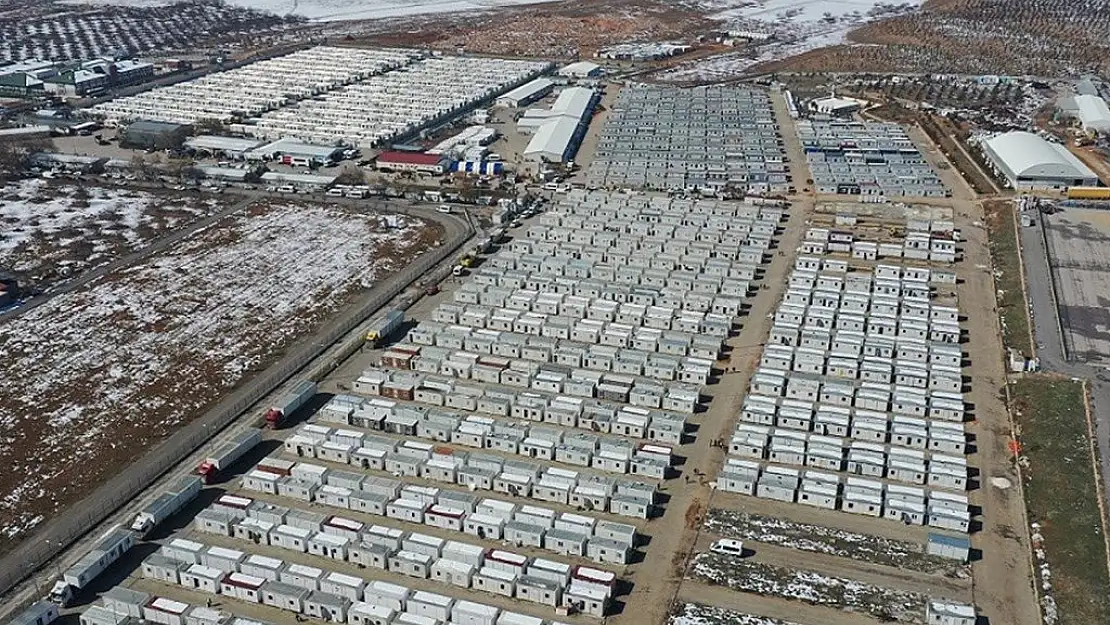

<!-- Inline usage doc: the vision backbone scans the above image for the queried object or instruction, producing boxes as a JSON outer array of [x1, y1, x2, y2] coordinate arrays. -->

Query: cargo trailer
[[130, 475, 203, 537], [48, 526, 134, 606], [195, 429, 262, 483], [365, 310, 404, 347], [265, 380, 317, 428]]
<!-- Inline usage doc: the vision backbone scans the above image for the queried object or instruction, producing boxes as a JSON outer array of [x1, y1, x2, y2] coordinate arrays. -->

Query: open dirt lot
[[0, 179, 228, 293], [1041, 209, 1110, 363], [0, 201, 441, 550], [350, 0, 712, 59]]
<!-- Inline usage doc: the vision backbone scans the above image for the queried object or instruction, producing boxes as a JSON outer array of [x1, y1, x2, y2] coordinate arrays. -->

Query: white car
[[437, 205, 452, 214], [709, 538, 745, 557]]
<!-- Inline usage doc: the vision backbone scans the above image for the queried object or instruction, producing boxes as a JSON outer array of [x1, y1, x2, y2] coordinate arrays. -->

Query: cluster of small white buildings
[[802, 222, 959, 264], [399, 322, 714, 387], [343, 368, 682, 478], [160, 491, 623, 617], [86, 531, 616, 624], [717, 257, 973, 533], [274, 409, 663, 517], [595, 43, 691, 62], [245, 56, 551, 148], [235, 439, 639, 563], [428, 126, 499, 160], [92, 47, 414, 125]]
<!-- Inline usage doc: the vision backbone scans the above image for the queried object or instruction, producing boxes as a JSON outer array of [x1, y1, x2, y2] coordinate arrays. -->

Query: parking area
[[1042, 208, 1110, 362]]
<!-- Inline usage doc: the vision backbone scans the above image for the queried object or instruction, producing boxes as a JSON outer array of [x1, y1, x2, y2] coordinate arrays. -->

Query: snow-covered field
[[0, 202, 438, 546], [66, 0, 559, 21], [658, 0, 923, 81], [690, 552, 928, 623], [704, 509, 961, 575], [0, 180, 225, 291], [670, 603, 804, 625]]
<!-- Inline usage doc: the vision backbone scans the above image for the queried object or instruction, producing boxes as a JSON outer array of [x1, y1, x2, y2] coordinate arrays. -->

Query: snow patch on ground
[[690, 552, 928, 623], [657, 0, 922, 82], [65, 0, 561, 21], [0, 179, 222, 289], [0, 202, 437, 547], [670, 602, 805, 625], [704, 509, 962, 575]]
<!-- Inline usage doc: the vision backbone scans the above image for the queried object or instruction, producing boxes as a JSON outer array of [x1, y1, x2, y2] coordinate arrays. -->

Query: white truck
[[195, 428, 262, 484], [130, 475, 203, 537], [48, 526, 135, 606]]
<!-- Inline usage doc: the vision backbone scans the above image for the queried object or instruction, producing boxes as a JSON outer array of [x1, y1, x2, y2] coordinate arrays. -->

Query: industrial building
[[375, 152, 449, 175], [246, 138, 345, 166], [42, 58, 154, 98], [119, 120, 191, 150], [1057, 93, 1110, 133], [556, 62, 601, 79], [516, 87, 597, 134], [523, 117, 587, 166], [496, 78, 554, 108], [0, 72, 45, 98], [587, 84, 787, 194], [809, 95, 864, 117], [521, 87, 598, 166], [798, 120, 948, 197], [980, 131, 1099, 190], [596, 43, 691, 62], [184, 135, 265, 160]]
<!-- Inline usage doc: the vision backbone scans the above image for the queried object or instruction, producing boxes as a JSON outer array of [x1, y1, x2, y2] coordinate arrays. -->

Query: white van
[[277, 185, 296, 194], [709, 539, 745, 557], [326, 187, 346, 197]]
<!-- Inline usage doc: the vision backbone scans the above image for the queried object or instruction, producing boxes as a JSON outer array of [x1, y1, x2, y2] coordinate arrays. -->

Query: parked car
[[709, 539, 746, 558]]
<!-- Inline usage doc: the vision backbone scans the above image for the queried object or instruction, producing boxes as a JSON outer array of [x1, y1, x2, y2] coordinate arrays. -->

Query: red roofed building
[[375, 151, 448, 175]]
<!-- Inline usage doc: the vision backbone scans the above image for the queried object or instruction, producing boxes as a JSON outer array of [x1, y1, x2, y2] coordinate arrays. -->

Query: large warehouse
[[981, 131, 1099, 190]]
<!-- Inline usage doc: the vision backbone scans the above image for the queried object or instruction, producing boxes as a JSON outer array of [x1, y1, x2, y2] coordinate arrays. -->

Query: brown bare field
[[348, 0, 712, 60], [0, 201, 441, 551], [760, 0, 1110, 76]]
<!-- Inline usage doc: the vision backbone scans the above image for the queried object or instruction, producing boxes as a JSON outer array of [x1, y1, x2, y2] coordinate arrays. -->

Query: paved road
[[1018, 213, 1110, 509]]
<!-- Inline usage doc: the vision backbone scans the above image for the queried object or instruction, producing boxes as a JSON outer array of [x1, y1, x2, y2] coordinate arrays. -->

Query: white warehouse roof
[[1074, 94, 1110, 132], [524, 116, 580, 163], [498, 78, 554, 104], [983, 131, 1097, 183], [551, 87, 595, 120], [185, 135, 265, 153], [557, 61, 600, 77]]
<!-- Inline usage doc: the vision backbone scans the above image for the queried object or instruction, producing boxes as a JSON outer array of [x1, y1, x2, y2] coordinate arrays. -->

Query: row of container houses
[[170, 492, 622, 617], [283, 399, 662, 516], [718, 254, 973, 533]]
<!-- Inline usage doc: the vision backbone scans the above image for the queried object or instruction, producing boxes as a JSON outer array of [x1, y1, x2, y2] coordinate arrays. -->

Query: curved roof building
[[981, 131, 1099, 190]]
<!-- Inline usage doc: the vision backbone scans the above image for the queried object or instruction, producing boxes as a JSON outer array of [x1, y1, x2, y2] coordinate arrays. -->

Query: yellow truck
[[1067, 186, 1110, 200]]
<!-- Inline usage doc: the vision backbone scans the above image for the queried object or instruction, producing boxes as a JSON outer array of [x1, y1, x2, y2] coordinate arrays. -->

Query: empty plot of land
[[689, 553, 928, 623], [0, 179, 226, 291], [669, 602, 805, 625], [702, 510, 956, 575], [1042, 209, 1110, 362], [0, 202, 440, 548]]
